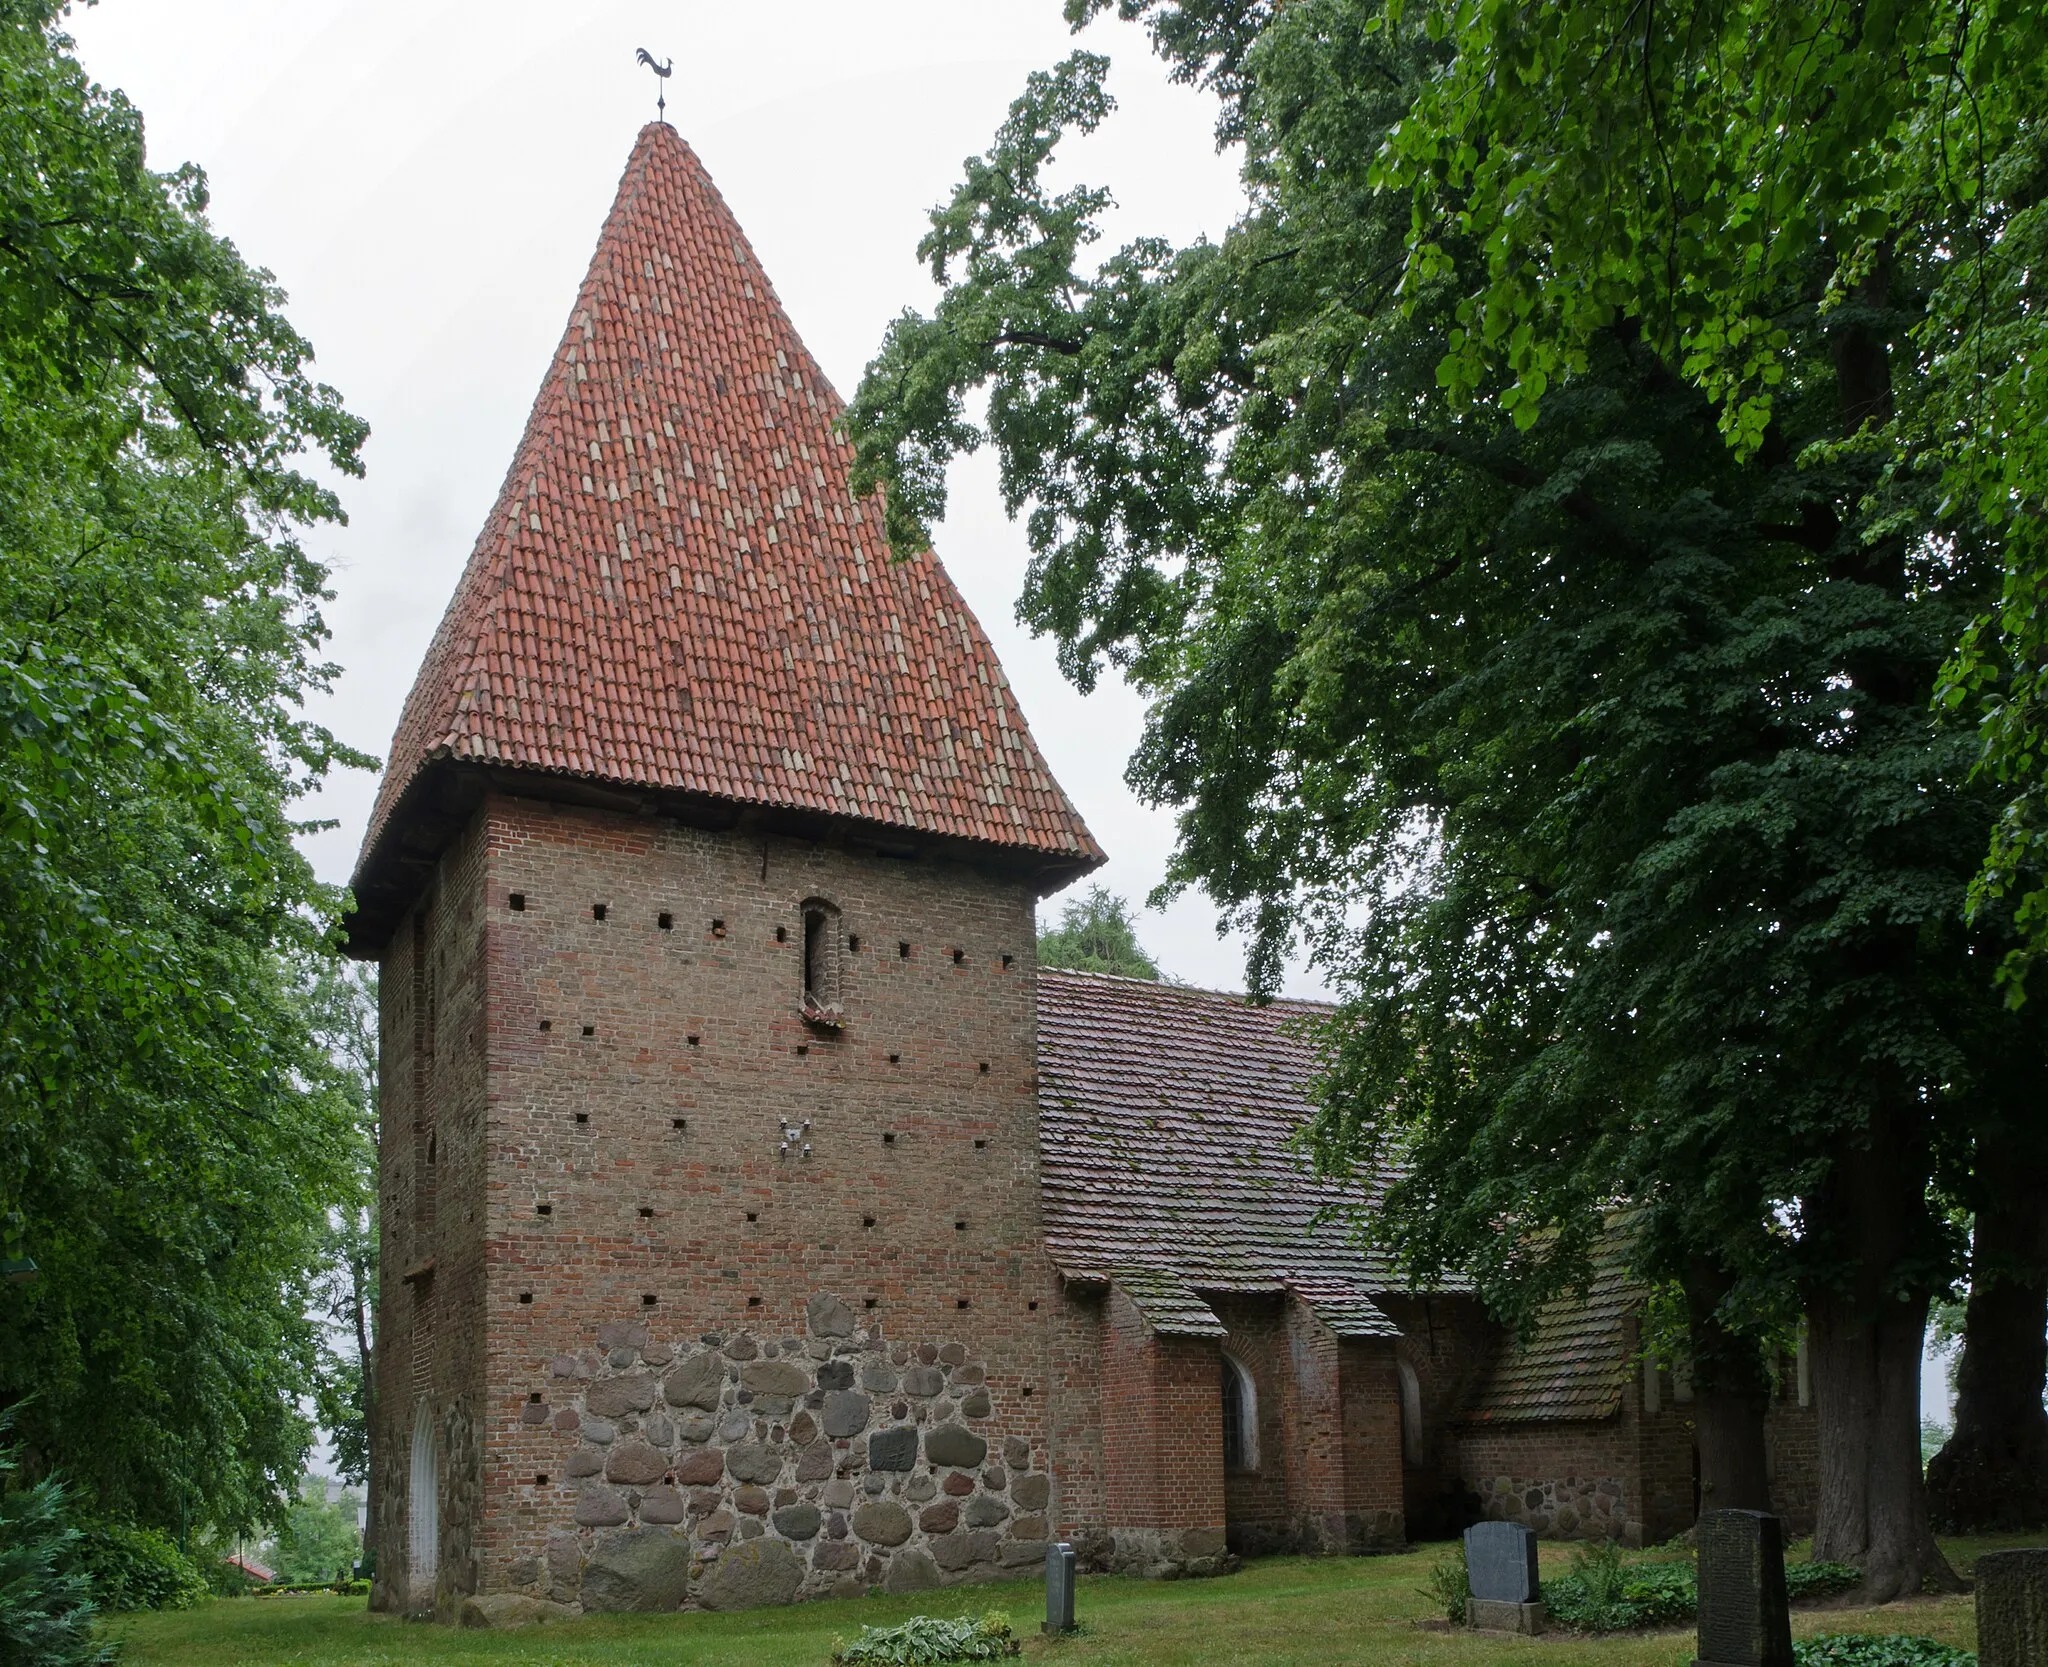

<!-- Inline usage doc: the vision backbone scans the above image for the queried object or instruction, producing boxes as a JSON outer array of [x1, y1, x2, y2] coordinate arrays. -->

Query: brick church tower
[[348, 121, 1103, 1618]]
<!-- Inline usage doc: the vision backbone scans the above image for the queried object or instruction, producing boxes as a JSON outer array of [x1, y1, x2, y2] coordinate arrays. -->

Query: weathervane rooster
[[636, 48, 673, 122]]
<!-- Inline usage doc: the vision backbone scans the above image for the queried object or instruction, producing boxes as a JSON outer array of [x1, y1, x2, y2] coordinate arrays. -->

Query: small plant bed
[[1543, 1538, 1861, 1633], [831, 1609, 1020, 1665], [1794, 1637, 1976, 1667]]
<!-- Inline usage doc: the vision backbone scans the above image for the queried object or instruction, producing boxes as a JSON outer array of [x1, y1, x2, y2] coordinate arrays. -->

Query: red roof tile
[[1036, 969, 1406, 1335], [354, 123, 1100, 891]]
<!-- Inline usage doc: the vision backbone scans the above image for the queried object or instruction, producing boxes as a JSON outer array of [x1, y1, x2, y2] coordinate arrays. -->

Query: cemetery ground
[[112, 1535, 2036, 1667]]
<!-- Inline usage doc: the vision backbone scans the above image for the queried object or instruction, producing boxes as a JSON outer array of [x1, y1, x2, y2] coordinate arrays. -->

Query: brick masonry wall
[[475, 795, 1082, 1605], [370, 814, 491, 1617], [1765, 1392, 1818, 1536], [1097, 1285, 1227, 1572], [1371, 1293, 1501, 1537], [1337, 1338, 1405, 1548], [1456, 1419, 1641, 1544]]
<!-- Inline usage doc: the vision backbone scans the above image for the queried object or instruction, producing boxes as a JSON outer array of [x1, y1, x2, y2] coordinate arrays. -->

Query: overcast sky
[[62, 0, 1326, 994]]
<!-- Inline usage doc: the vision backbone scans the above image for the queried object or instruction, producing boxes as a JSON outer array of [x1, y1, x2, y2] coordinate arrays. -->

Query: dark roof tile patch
[[1037, 970, 1410, 1324]]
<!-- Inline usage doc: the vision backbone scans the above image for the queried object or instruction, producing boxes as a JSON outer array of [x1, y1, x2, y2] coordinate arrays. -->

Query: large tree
[[1367, 0, 2048, 999], [845, 0, 2038, 1597], [0, 0, 372, 1535]]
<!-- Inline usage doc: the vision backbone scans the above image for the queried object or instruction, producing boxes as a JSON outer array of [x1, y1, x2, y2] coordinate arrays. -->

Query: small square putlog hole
[[535, 1203, 552, 1217], [534, 1473, 549, 1486], [898, 941, 910, 959], [591, 902, 608, 921], [575, 1112, 588, 1125], [672, 1116, 687, 1131], [518, 1292, 533, 1304], [711, 918, 727, 939], [638, 1207, 653, 1219], [581, 1024, 595, 1037], [509, 892, 526, 912], [641, 1293, 657, 1307], [658, 911, 674, 931]]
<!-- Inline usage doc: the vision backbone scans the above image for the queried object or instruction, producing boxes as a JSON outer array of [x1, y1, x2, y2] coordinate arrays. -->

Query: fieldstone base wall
[[1102, 1524, 1232, 1579], [502, 1299, 1053, 1610], [1472, 1474, 1629, 1542]]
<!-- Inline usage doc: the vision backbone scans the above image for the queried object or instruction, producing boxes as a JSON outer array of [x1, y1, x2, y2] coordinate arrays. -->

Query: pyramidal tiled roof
[[355, 123, 1101, 890]]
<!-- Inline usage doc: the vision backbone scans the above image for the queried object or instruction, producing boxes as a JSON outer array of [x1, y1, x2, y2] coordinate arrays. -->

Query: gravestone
[[1975, 1548, 2048, 1667], [1693, 1509, 1792, 1667], [1043, 1541, 1077, 1635], [1464, 1520, 1544, 1634]]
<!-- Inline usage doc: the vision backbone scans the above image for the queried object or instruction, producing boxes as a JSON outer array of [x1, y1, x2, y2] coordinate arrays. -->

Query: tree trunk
[[1687, 1259, 1774, 1517], [1925, 1139, 2048, 1532], [1804, 1119, 1959, 1601]]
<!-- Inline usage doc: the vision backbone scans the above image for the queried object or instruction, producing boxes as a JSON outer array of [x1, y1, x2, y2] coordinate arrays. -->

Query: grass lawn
[[111, 1536, 2036, 1667]]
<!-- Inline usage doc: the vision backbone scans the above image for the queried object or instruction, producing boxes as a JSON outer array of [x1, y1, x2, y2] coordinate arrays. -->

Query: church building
[[347, 122, 1814, 1620]]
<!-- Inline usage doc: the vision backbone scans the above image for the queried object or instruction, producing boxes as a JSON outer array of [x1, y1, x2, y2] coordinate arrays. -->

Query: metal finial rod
[[636, 48, 673, 123]]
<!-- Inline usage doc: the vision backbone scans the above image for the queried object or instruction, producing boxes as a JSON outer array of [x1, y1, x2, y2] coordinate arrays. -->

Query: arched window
[[1220, 1351, 1258, 1472], [801, 899, 843, 1026], [408, 1399, 439, 1598], [1398, 1358, 1425, 1466]]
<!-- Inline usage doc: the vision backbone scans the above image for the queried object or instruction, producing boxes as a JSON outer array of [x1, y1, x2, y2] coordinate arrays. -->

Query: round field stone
[[697, 1538, 802, 1610], [806, 1294, 856, 1338], [867, 1427, 917, 1471], [586, 1373, 657, 1418], [741, 1360, 809, 1398], [822, 1391, 871, 1439], [723, 1335, 760, 1361], [816, 1360, 855, 1391], [923, 1424, 987, 1469], [566, 1447, 605, 1479], [1003, 1437, 1030, 1469], [773, 1503, 822, 1540], [733, 1485, 770, 1515], [918, 1500, 959, 1534], [852, 1500, 912, 1546], [884, 1547, 940, 1594], [1011, 1473, 1049, 1512], [674, 1448, 724, 1486], [796, 1442, 834, 1482], [900, 1365, 944, 1397], [964, 1495, 1008, 1528], [604, 1441, 667, 1486], [573, 1485, 630, 1528], [639, 1486, 686, 1525], [861, 1361, 898, 1393], [959, 1390, 992, 1419], [725, 1442, 784, 1485]]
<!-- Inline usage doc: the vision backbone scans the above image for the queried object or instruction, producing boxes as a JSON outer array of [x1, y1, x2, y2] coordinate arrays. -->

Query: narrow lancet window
[[801, 899, 843, 1027]]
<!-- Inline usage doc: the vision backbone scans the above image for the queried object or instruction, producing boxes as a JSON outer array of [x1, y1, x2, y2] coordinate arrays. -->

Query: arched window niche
[[1220, 1350, 1259, 1472], [801, 898, 844, 1027], [407, 1398, 440, 1600], [1398, 1358, 1425, 1466]]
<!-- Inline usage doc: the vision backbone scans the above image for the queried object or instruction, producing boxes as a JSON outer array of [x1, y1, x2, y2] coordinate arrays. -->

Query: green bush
[[1418, 1541, 1469, 1623], [0, 1458, 115, 1666], [1545, 1548, 1862, 1634], [831, 1610, 1021, 1665], [1794, 1637, 1976, 1667], [1787, 1562, 1863, 1601], [76, 1519, 207, 1611]]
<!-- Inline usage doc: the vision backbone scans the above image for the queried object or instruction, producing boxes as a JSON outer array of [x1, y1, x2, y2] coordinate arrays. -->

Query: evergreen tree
[[1038, 886, 1164, 979]]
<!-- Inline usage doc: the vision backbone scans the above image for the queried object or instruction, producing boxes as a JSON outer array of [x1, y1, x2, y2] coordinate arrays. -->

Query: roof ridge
[[1037, 965, 1335, 1012]]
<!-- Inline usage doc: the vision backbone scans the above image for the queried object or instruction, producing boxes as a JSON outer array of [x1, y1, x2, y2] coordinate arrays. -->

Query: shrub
[[76, 1519, 207, 1611], [1419, 1541, 1470, 1624], [1787, 1563, 1862, 1601], [1547, 1550, 1864, 1634], [831, 1610, 1021, 1665], [1793, 1637, 1976, 1667], [0, 1457, 115, 1666]]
